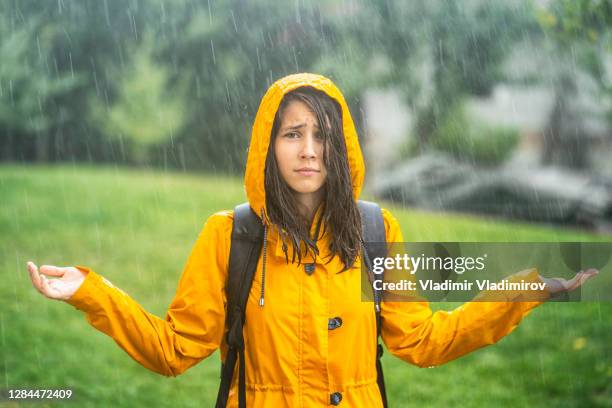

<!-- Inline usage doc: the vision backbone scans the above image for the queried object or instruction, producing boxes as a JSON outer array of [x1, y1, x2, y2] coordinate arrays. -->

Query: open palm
[[541, 268, 599, 294], [27, 261, 86, 301]]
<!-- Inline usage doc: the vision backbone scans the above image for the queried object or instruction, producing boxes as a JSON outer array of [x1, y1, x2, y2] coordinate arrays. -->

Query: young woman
[[27, 73, 597, 407]]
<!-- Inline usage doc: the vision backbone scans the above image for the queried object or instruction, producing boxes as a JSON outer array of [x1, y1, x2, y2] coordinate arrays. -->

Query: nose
[[299, 133, 317, 160]]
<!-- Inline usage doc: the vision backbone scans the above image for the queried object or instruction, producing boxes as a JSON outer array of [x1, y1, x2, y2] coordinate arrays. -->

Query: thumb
[[39, 265, 66, 277]]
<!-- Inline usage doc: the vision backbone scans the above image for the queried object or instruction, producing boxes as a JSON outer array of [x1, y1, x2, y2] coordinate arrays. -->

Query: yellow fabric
[[66, 73, 550, 407]]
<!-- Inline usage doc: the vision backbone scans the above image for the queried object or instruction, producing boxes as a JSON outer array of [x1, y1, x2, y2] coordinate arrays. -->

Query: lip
[[295, 168, 320, 176]]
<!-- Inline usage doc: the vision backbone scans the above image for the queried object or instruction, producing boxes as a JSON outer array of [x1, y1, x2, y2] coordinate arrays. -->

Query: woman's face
[[274, 100, 328, 200]]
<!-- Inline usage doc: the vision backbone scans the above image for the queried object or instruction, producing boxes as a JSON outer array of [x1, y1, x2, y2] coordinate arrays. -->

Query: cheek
[[317, 145, 327, 174], [274, 140, 293, 175], [320, 167, 328, 182]]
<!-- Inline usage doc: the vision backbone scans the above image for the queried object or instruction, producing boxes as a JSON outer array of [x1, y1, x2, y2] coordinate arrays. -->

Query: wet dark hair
[[264, 86, 363, 271]]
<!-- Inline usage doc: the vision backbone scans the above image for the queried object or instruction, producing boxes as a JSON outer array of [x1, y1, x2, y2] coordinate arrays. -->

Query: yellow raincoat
[[67, 73, 550, 407]]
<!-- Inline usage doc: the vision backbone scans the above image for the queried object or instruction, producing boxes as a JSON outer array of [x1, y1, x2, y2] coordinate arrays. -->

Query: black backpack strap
[[357, 200, 389, 408], [215, 203, 263, 408]]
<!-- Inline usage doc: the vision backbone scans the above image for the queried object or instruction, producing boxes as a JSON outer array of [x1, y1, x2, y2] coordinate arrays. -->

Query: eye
[[315, 131, 324, 140], [284, 131, 299, 139]]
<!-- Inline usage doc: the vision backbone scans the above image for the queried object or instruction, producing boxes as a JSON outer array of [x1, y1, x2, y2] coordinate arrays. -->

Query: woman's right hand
[[27, 261, 86, 301]]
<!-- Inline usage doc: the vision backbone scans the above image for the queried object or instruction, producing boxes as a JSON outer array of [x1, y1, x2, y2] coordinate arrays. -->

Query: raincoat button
[[328, 317, 343, 330], [330, 392, 343, 405], [304, 263, 315, 275]]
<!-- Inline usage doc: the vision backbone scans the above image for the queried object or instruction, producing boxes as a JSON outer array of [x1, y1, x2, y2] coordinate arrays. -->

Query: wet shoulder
[[380, 207, 404, 242], [202, 210, 234, 236], [189, 210, 235, 276]]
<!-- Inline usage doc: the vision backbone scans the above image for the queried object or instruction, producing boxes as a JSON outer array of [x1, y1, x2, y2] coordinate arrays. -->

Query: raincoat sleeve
[[379, 208, 551, 368], [65, 211, 232, 377]]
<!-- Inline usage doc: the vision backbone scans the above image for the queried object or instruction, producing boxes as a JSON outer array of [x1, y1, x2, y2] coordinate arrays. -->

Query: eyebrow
[[281, 122, 320, 132]]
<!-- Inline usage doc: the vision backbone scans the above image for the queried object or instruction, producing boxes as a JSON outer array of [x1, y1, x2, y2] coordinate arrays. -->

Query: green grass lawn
[[1, 164, 610, 407]]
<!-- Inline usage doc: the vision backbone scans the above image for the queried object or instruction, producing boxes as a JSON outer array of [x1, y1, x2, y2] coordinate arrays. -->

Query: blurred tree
[[323, 0, 533, 154], [149, 0, 335, 172], [0, 0, 552, 171], [537, 0, 612, 169], [0, 10, 81, 161], [90, 34, 187, 165], [0, 0, 151, 162], [431, 101, 519, 165], [415, 1, 533, 150]]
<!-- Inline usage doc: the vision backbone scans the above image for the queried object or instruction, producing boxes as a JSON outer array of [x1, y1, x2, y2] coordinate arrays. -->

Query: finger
[[570, 276, 583, 291], [570, 274, 588, 291], [582, 268, 599, 276], [570, 270, 597, 290], [578, 271, 595, 285], [571, 271, 588, 290], [40, 275, 60, 299], [27, 261, 37, 278], [27, 262, 44, 294], [562, 274, 579, 291], [39, 275, 53, 298], [39, 265, 66, 277]]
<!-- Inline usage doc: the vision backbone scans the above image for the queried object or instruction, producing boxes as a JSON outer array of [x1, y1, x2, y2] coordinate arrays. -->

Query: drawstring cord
[[259, 208, 268, 307]]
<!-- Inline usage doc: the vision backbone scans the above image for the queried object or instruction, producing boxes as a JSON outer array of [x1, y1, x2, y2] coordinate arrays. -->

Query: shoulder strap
[[357, 200, 387, 313], [357, 200, 389, 408], [215, 203, 263, 408]]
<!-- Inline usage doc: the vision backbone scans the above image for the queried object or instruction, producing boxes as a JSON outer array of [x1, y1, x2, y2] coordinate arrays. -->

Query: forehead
[[279, 99, 332, 131], [280, 100, 317, 123]]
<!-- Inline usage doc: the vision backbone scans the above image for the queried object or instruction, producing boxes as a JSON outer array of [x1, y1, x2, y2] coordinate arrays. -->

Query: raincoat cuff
[[64, 265, 107, 312]]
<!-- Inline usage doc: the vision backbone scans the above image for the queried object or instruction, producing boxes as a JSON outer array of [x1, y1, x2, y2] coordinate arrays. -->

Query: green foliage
[[150, 0, 341, 171], [431, 103, 519, 165], [537, 0, 612, 46], [0, 0, 155, 161], [536, 0, 612, 85], [0, 14, 82, 133], [426, 1, 535, 98], [533, 0, 612, 168], [90, 35, 187, 164]]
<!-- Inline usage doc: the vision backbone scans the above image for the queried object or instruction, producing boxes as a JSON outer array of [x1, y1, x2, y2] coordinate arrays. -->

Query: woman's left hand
[[540, 268, 599, 294]]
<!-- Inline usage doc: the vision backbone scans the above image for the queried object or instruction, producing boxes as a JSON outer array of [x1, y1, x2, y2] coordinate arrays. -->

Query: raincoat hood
[[244, 73, 365, 222]]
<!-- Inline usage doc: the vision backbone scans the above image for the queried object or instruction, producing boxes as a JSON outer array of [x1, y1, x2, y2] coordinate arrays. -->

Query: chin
[[290, 180, 325, 194]]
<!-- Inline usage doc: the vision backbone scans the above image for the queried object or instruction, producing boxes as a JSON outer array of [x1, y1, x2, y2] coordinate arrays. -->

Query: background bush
[[432, 102, 520, 165]]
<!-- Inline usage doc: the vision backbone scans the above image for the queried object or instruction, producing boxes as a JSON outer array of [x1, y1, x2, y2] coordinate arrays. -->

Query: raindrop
[[230, 10, 238, 33], [292, 47, 299, 72], [36, 35, 42, 60], [69, 52, 74, 78], [160, 1, 166, 24], [130, 12, 138, 41], [103, 0, 111, 27], [196, 75, 201, 98], [208, 0, 213, 25], [9, 79, 14, 105], [295, 0, 301, 24]]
